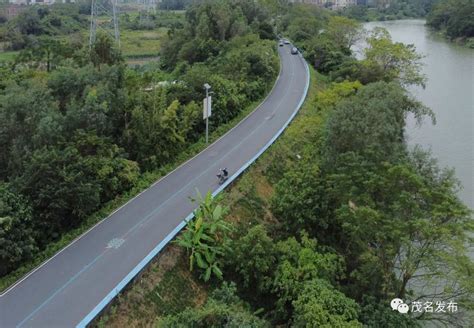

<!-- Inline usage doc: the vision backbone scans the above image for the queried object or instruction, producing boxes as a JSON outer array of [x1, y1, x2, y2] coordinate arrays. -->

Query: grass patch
[[68, 27, 167, 58], [147, 258, 197, 316], [0, 51, 18, 62], [232, 174, 267, 223], [120, 28, 167, 58]]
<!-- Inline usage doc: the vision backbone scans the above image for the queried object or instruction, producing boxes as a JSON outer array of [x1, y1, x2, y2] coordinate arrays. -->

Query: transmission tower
[[89, 0, 120, 49]]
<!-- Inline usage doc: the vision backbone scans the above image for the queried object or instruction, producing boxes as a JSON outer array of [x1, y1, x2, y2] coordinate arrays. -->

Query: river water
[[364, 20, 473, 210]]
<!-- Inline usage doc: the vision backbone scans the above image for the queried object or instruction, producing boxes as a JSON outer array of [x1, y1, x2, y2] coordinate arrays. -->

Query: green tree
[[72, 131, 139, 202], [272, 234, 346, 320], [13, 134, 138, 245], [220, 35, 278, 88], [0, 183, 37, 276], [305, 33, 351, 74], [324, 81, 433, 162], [0, 79, 62, 179], [271, 161, 328, 237], [279, 3, 328, 43], [287, 15, 322, 43], [15, 146, 101, 240], [48, 64, 127, 136], [292, 279, 362, 328], [361, 28, 426, 87], [326, 16, 363, 50], [314, 80, 362, 112], [9, 9, 43, 36], [16, 36, 69, 72], [126, 89, 185, 169], [179, 100, 201, 141], [0, 65, 14, 91], [89, 33, 122, 70], [47, 66, 89, 113], [225, 224, 277, 292], [190, 0, 247, 42]]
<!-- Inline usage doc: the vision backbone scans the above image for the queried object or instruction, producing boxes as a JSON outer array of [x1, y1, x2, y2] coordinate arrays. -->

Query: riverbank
[[424, 25, 474, 48]]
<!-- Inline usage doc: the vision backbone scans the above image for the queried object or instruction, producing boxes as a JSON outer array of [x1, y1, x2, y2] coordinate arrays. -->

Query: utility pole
[[203, 83, 212, 144], [89, 0, 120, 49]]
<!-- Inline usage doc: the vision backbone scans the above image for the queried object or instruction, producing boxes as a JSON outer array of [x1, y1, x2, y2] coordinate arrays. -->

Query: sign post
[[203, 83, 212, 144]]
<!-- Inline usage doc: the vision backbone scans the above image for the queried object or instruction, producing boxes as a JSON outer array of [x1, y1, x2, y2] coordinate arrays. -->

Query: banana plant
[[175, 190, 232, 281]]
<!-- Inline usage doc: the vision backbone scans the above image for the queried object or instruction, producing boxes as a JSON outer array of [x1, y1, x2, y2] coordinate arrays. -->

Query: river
[[364, 20, 473, 210]]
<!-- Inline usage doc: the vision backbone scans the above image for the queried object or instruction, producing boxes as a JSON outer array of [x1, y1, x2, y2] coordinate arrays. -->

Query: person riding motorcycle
[[217, 168, 229, 184]]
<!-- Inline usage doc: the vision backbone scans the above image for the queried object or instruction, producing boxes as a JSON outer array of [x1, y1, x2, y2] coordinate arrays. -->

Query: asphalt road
[[0, 45, 309, 328]]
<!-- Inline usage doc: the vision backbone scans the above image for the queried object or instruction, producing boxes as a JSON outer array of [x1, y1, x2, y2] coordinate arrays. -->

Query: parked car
[[279, 41, 284, 47], [291, 47, 298, 55], [284, 39, 290, 45]]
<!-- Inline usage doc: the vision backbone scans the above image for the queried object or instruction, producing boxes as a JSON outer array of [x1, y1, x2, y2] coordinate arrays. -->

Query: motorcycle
[[217, 168, 229, 185]]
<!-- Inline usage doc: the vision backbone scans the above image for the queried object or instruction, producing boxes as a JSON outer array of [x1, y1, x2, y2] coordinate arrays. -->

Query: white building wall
[[8, 0, 75, 5]]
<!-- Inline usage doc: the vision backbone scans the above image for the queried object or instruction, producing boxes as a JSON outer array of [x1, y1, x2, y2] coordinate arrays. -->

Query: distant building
[[289, 0, 326, 5], [333, 0, 357, 9], [7, 0, 28, 4], [8, 0, 75, 4], [289, 0, 357, 9], [1, 3, 27, 19]]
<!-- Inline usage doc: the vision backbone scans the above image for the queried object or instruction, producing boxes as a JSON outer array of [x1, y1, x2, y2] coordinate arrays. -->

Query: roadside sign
[[203, 96, 212, 119]]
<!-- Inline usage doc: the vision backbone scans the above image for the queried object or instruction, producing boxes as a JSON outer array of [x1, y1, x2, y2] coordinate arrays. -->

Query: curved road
[[0, 45, 309, 327]]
